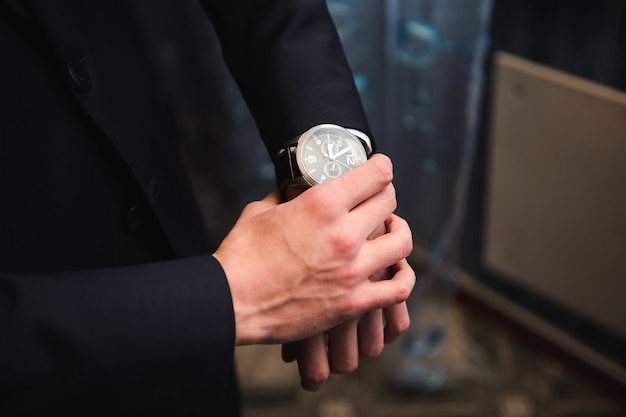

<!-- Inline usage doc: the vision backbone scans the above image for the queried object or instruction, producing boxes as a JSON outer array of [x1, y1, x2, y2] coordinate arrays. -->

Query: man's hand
[[281, 221, 412, 391], [212, 154, 415, 349], [281, 296, 411, 390]]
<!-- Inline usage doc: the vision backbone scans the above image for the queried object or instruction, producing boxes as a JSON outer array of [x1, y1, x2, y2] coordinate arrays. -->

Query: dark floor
[[236, 293, 626, 417]]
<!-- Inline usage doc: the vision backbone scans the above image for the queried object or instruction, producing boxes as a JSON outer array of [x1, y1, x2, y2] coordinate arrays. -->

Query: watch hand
[[331, 146, 352, 160], [327, 142, 334, 158], [334, 158, 354, 170]]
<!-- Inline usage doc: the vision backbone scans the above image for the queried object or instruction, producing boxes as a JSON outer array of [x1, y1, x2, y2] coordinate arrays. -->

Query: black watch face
[[296, 125, 368, 185]]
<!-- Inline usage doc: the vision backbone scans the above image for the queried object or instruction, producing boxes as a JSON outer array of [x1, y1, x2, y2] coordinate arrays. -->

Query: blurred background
[[133, 0, 626, 415]]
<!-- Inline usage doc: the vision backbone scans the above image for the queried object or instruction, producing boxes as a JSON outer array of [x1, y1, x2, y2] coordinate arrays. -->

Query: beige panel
[[484, 52, 626, 338]]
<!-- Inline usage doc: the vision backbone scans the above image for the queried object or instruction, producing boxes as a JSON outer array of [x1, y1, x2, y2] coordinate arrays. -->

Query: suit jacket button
[[69, 56, 91, 93], [124, 206, 145, 232]]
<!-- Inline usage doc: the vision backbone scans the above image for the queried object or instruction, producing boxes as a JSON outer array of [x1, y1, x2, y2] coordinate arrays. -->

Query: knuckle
[[336, 294, 362, 319], [395, 281, 413, 303], [329, 228, 358, 256], [387, 315, 411, 338], [303, 370, 329, 387], [342, 261, 364, 282], [360, 343, 384, 359], [331, 360, 359, 374]]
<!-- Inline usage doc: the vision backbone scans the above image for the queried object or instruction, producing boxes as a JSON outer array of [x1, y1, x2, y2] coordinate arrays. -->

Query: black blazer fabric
[[0, 0, 371, 415]]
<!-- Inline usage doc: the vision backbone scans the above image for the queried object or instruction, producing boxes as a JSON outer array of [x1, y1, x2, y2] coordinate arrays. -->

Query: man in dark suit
[[0, 0, 415, 415]]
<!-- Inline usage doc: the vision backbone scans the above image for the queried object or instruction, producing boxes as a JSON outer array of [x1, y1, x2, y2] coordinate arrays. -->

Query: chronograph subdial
[[324, 160, 343, 178]]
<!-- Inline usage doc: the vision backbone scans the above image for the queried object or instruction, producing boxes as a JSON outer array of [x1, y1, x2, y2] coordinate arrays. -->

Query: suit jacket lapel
[[27, 0, 211, 256]]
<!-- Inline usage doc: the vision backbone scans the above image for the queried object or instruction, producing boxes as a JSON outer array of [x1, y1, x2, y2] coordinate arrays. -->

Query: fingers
[[382, 301, 411, 343], [320, 153, 394, 212], [287, 298, 408, 391], [326, 310, 386, 373], [358, 257, 415, 313], [281, 341, 297, 363], [368, 221, 387, 241], [357, 214, 413, 282], [327, 318, 359, 374], [357, 309, 385, 358], [294, 334, 329, 391], [346, 183, 397, 243], [284, 154, 398, 261], [288, 310, 385, 391], [369, 266, 391, 282]]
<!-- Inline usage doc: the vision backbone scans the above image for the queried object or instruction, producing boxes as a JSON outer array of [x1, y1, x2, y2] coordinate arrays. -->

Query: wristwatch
[[275, 124, 372, 201]]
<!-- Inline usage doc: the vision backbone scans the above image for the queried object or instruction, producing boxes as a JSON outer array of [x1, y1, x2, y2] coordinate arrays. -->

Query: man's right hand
[[212, 154, 415, 347]]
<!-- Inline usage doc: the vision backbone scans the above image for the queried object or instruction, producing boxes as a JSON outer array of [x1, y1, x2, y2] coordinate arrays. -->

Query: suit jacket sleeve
[[200, 0, 375, 159], [0, 257, 238, 415]]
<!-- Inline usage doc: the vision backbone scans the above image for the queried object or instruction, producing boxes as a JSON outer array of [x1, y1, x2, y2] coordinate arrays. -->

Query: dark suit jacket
[[0, 0, 371, 415]]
